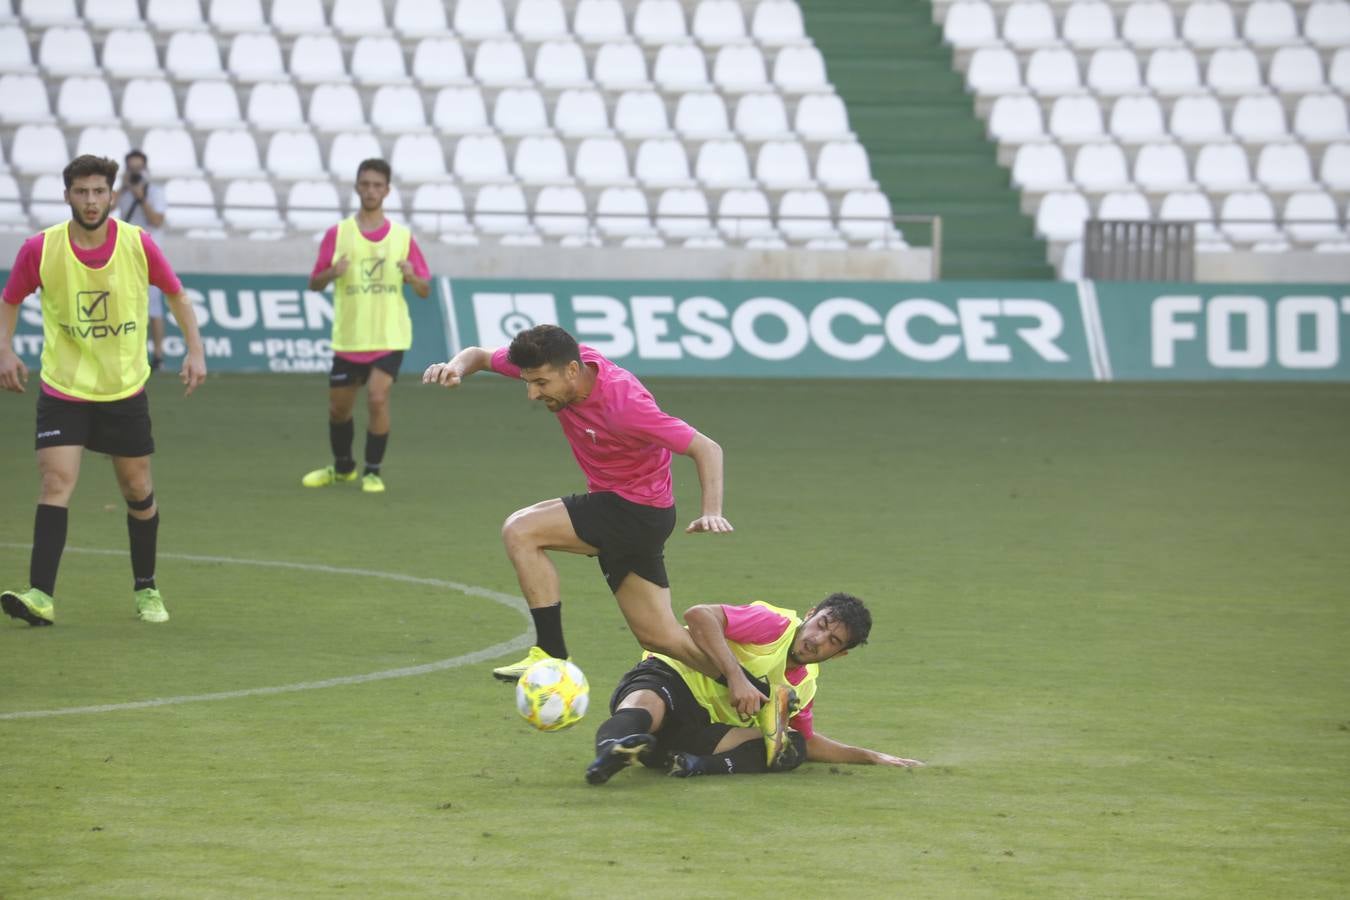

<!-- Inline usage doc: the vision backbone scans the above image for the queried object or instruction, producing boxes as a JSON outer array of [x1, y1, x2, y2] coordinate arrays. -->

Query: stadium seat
[[1002, 1, 1057, 49], [371, 85, 426, 131], [309, 83, 366, 131], [513, 135, 571, 184], [1230, 94, 1289, 142], [816, 141, 874, 189], [838, 189, 897, 242], [795, 93, 852, 140], [245, 82, 303, 130], [85, 0, 143, 29], [988, 93, 1046, 142], [778, 189, 835, 241], [163, 178, 220, 230], [1305, 0, 1350, 49], [1011, 142, 1070, 190], [38, 27, 97, 76], [597, 41, 652, 88], [1255, 142, 1316, 190], [1072, 142, 1131, 192], [0, 74, 52, 123], [1062, 1, 1118, 47], [492, 87, 549, 135], [1087, 48, 1143, 95], [1108, 94, 1167, 143], [394, 0, 448, 36], [693, 1, 748, 46], [596, 186, 653, 236], [684, 234, 727, 249], [1121, 1, 1177, 47], [10, 125, 67, 173], [121, 79, 179, 128], [1181, 1, 1237, 47], [473, 184, 529, 234], [432, 86, 489, 133], [209, 0, 265, 32], [390, 134, 447, 181], [73, 125, 130, 162], [656, 187, 713, 237], [1242, 0, 1300, 47], [265, 131, 324, 179], [575, 137, 633, 185], [290, 35, 347, 83], [1283, 190, 1342, 242], [714, 44, 770, 91], [734, 92, 790, 138], [554, 88, 610, 135], [0, 25, 34, 75], [751, 0, 806, 46], [1146, 47, 1202, 95], [1294, 93, 1350, 141], [675, 92, 731, 137], [1097, 190, 1152, 220], [1026, 47, 1082, 96], [352, 37, 409, 83], [755, 140, 814, 188], [184, 81, 243, 129], [473, 38, 529, 85], [1133, 142, 1192, 190], [412, 37, 468, 85], [773, 45, 828, 92], [101, 29, 161, 78], [203, 130, 262, 178], [410, 182, 470, 234], [1269, 46, 1326, 93], [228, 33, 286, 82], [332, 0, 388, 35], [1206, 47, 1262, 96], [29, 174, 70, 224], [450, 134, 507, 182], [652, 43, 707, 89], [1048, 94, 1105, 143], [633, 0, 687, 43], [454, 0, 508, 38], [943, 1, 998, 48], [615, 90, 672, 137], [286, 180, 341, 232], [20, 0, 74, 26], [1057, 240, 1084, 279], [328, 131, 383, 178], [1322, 143, 1350, 188], [695, 139, 754, 186], [270, 0, 326, 33], [1194, 142, 1254, 190], [966, 46, 1022, 94], [533, 40, 590, 86], [1035, 190, 1090, 241], [1221, 191, 1280, 242], [146, 0, 202, 29], [718, 187, 775, 238], [573, 0, 628, 43], [514, 0, 568, 40], [223, 180, 284, 233], [1168, 93, 1228, 144], [142, 127, 201, 176], [534, 185, 588, 236], [634, 138, 693, 186], [165, 31, 224, 80]]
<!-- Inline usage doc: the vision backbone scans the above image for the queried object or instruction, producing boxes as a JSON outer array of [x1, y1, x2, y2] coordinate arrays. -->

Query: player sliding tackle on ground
[[586, 592, 924, 784], [423, 324, 732, 680]]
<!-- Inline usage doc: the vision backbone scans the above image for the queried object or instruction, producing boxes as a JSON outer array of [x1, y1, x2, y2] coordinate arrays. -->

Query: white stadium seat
[[615, 90, 671, 137], [165, 31, 223, 80], [695, 139, 753, 186], [184, 81, 243, 129], [1181, 1, 1237, 47], [332, 0, 388, 35], [1072, 142, 1131, 192], [1146, 47, 1202, 95], [513, 135, 571, 184], [432, 86, 489, 133], [773, 45, 828, 92], [714, 44, 770, 91], [246, 82, 304, 129], [1002, 1, 1057, 49], [634, 138, 693, 186], [286, 180, 341, 232], [1305, 1, 1350, 49], [534, 185, 588, 236], [271, 0, 326, 34], [1194, 142, 1254, 190], [0, 25, 33, 75], [328, 131, 383, 178], [656, 187, 713, 237], [473, 184, 529, 234], [1159, 191, 1216, 229], [164, 178, 221, 230], [146, 0, 202, 29], [30, 174, 71, 223], [596, 186, 653, 236], [1206, 47, 1263, 96], [1097, 191, 1152, 220], [1230, 94, 1289, 142], [228, 33, 286, 81], [966, 46, 1022, 94], [1221, 191, 1280, 243], [309, 84, 366, 131], [142, 127, 201, 176], [38, 27, 98, 76], [290, 35, 347, 83], [795, 93, 852, 140], [121, 79, 180, 128], [554, 89, 610, 135], [1255, 142, 1316, 190], [1011, 142, 1070, 190], [1026, 46, 1081, 94], [450, 134, 507, 182], [839, 190, 898, 242], [85, 0, 143, 29], [412, 38, 468, 85], [675, 92, 730, 137], [1321, 143, 1350, 188], [944, 1, 997, 48], [492, 87, 549, 135], [411, 183, 470, 234], [597, 41, 652, 88], [633, 0, 687, 43], [209, 0, 265, 32], [0, 74, 52, 124], [815, 141, 874, 189], [988, 93, 1045, 142], [394, 0, 448, 36], [653, 43, 707, 89], [573, 0, 628, 43], [454, 0, 508, 38], [203, 130, 262, 177], [1168, 94, 1227, 144], [102, 29, 161, 78], [265, 131, 325, 179], [371, 85, 426, 131], [778, 189, 835, 241], [390, 135, 446, 182], [73, 125, 130, 162], [533, 40, 590, 86], [1108, 94, 1167, 143], [718, 188, 775, 238], [1086, 48, 1143, 95], [734, 92, 790, 138], [223, 180, 284, 233], [352, 36, 409, 83], [1133, 142, 1192, 190], [1294, 94, 1350, 141], [1035, 190, 1090, 241], [694, 1, 748, 46], [1048, 94, 1104, 143], [1242, 0, 1300, 47], [515, 0, 569, 40], [755, 140, 814, 188], [1269, 47, 1326, 94], [752, 1, 806, 46], [1062, 1, 1118, 48], [473, 39, 529, 85], [1121, 1, 1177, 47], [1284, 191, 1341, 242]]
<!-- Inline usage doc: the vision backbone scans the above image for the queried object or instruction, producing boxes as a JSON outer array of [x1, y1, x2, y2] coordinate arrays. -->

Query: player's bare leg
[[614, 573, 717, 677], [37, 444, 82, 507], [112, 455, 167, 622], [361, 368, 393, 491]]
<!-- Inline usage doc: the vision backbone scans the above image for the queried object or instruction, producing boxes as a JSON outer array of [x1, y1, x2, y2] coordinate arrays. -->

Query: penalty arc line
[[0, 545, 533, 721]]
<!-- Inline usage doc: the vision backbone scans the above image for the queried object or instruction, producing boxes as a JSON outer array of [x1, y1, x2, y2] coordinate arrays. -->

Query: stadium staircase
[[798, 0, 1056, 278]]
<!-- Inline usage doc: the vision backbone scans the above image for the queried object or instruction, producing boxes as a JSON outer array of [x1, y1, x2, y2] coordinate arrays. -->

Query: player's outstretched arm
[[805, 733, 924, 768], [683, 432, 733, 534], [165, 291, 206, 396], [422, 346, 493, 388], [684, 604, 765, 716], [0, 302, 29, 393]]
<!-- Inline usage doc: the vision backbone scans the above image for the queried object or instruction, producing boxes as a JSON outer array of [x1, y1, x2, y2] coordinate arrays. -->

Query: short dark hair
[[124, 149, 147, 165], [356, 158, 391, 183], [63, 155, 119, 190], [507, 324, 581, 371], [817, 592, 872, 649]]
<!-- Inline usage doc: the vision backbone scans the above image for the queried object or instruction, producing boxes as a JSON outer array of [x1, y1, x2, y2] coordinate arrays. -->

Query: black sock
[[699, 738, 769, 775], [330, 419, 355, 474], [529, 603, 567, 659], [29, 504, 68, 597], [595, 707, 654, 751], [127, 512, 159, 591], [364, 431, 388, 476]]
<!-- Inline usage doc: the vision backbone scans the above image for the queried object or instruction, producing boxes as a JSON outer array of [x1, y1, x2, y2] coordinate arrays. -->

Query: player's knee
[[39, 469, 76, 500], [500, 511, 535, 550], [367, 387, 391, 410]]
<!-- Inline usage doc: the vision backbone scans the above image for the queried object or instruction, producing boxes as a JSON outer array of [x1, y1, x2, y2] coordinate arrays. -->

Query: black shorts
[[329, 351, 403, 388], [609, 657, 735, 767], [35, 389, 155, 457], [562, 491, 676, 593]]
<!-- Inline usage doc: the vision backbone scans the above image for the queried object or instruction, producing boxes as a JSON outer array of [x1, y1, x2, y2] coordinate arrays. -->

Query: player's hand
[[728, 672, 767, 718], [686, 514, 733, 534], [180, 351, 207, 396], [397, 259, 415, 278], [422, 362, 462, 388], [871, 752, 924, 768], [0, 350, 28, 393], [332, 255, 350, 277]]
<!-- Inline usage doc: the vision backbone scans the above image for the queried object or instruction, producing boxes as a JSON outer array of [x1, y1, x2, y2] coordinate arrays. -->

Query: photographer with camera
[[116, 149, 168, 370]]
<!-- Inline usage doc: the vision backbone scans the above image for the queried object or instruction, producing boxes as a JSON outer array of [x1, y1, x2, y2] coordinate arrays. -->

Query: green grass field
[[2, 374, 1347, 898]]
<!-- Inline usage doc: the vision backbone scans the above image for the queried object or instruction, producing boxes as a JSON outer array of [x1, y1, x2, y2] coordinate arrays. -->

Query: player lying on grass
[[586, 592, 924, 783]]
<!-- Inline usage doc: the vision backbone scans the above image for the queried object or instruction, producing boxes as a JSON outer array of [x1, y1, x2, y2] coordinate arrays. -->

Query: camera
[[129, 172, 144, 186]]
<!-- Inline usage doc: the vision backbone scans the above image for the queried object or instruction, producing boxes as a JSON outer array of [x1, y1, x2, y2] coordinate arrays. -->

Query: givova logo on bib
[[472, 293, 560, 347]]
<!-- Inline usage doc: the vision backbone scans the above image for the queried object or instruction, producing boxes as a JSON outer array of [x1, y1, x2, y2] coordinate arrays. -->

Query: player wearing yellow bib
[[0, 155, 207, 627], [586, 592, 924, 784], [301, 159, 431, 493]]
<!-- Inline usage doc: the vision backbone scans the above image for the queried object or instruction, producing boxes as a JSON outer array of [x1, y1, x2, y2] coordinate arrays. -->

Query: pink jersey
[[312, 219, 429, 364], [722, 603, 815, 738], [490, 345, 696, 507]]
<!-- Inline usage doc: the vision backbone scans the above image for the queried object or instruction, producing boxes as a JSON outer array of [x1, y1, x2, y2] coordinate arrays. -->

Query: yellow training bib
[[330, 217, 414, 352]]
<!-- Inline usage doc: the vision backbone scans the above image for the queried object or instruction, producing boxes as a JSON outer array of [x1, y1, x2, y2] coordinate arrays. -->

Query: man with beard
[[0, 154, 207, 626], [585, 592, 925, 783], [301, 158, 431, 494]]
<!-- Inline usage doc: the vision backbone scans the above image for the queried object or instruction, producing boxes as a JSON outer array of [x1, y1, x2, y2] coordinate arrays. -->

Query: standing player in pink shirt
[[0, 155, 207, 627], [423, 324, 733, 681]]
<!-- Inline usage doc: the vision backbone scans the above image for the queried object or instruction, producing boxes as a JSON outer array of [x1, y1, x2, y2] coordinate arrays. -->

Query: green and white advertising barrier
[[6, 274, 1350, 381]]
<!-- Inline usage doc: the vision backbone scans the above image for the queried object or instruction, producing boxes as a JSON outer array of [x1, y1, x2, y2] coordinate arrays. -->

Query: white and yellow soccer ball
[[515, 657, 590, 732]]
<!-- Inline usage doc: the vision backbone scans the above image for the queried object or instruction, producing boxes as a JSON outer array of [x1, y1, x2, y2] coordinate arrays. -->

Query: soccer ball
[[515, 658, 590, 732]]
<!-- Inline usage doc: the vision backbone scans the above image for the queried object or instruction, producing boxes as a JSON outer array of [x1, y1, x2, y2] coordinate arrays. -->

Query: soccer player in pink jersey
[[586, 592, 925, 784], [0, 155, 207, 627], [423, 324, 733, 681]]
